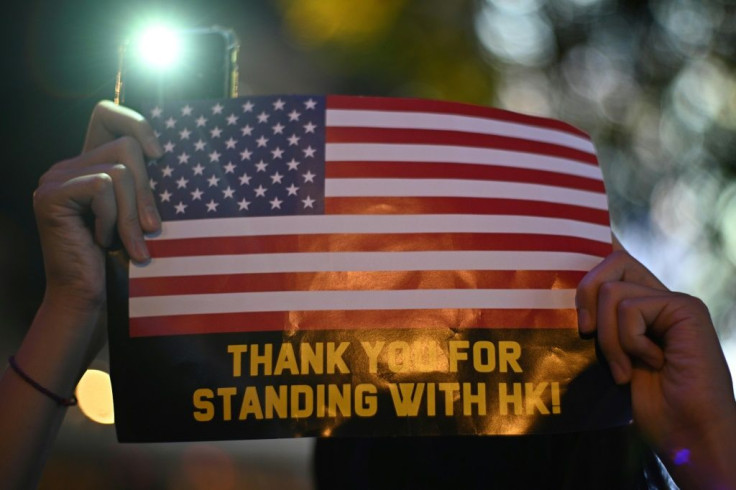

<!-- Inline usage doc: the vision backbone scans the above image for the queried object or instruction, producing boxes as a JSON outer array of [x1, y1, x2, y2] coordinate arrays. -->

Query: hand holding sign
[[576, 249, 736, 488], [0, 100, 163, 488]]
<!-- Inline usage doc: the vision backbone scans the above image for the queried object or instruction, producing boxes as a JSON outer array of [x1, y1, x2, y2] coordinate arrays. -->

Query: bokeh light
[[76, 369, 115, 425], [475, 1, 556, 67]]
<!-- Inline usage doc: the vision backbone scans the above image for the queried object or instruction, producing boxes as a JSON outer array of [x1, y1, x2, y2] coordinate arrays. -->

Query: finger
[[35, 173, 118, 250], [48, 165, 150, 262], [611, 233, 624, 252], [47, 137, 160, 233], [62, 174, 118, 248], [596, 281, 633, 384], [84, 100, 164, 159], [576, 250, 667, 336], [617, 296, 666, 370], [81, 164, 151, 262], [596, 281, 672, 384]]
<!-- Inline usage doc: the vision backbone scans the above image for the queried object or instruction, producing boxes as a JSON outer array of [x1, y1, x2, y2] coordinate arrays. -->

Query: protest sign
[[107, 95, 629, 442]]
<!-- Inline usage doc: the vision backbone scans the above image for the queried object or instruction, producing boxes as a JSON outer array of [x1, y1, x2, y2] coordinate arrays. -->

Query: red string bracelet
[[7, 356, 77, 407]]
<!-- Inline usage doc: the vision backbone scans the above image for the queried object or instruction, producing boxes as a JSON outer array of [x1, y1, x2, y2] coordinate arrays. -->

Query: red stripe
[[325, 161, 605, 192], [325, 197, 610, 225], [130, 308, 578, 337], [326, 95, 590, 138], [130, 270, 587, 297], [326, 127, 597, 165], [145, 233, 611, 258]]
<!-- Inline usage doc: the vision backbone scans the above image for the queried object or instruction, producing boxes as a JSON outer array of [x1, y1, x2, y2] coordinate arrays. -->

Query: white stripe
[[326, 179, 608, 210], [146, 215, 611, 243], [325, 143, 603, 181], [129, 289, 577, 317], [326, 109, 595, 154], [130, 251, 604, 278]]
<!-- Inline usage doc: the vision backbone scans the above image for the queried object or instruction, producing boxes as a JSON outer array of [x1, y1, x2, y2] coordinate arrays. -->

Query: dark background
[[1, 0, 734, 488]]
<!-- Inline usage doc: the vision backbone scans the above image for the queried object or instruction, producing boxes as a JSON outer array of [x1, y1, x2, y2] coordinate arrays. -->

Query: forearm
[[0, 298, 103, 489], [658, 409, 736, 490]]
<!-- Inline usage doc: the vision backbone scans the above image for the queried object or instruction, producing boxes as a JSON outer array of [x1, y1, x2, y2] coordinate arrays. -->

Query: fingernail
[[577, 308, 591, 333], [136, 238, 150, 262], [147, 136, 164, 158], [144, 204, 161, 230]]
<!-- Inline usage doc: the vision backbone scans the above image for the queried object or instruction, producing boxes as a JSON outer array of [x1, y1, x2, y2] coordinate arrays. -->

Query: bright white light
[[136, 26, 181, 69]]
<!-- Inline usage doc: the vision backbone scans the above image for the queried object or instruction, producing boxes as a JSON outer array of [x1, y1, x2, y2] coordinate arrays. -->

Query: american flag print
[[130, 95, 611, 337]]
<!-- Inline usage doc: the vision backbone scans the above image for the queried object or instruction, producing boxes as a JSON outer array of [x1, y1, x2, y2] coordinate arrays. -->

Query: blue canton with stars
[[145, 95, 326, 221]]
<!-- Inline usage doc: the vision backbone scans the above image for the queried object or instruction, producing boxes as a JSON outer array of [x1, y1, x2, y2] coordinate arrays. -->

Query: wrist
[[659, 407, 736, 490], [15, 294, 107, 389], [42, 285, 106, 323]]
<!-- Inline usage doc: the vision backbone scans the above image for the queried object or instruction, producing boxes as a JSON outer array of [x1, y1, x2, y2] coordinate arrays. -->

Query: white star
[[240, 124, 254, 136], [257, 111, 270, 123], [256, 135, 269, 147], [254, 185, 267, 197], [286, 159, 300, 171], [303, 122, 317, 133], [210, 126, 223, 138], [286, 183, 299, 196], [179, 128, 191, 140], [194, 139, 206, 151], [209, 150, 221, 163], [163, 141, 175, 153], [159, 189, 172, 202], [191, 188, 204, 200], [226, 113, 239, 125], [181, 105, 193, 116], [287, 134, 300, 146], [165, 117, 176, 128], [195, 115, 208, 127], [225, 137, 237, 149], [302, 170, 316, 183], [161, 165, 174, 177], [270, 172, 284, 184], [303, 146, 316, 158], [192, 163, 205, 176], [177, 152, 190, 164], [242, 101, 254, 112], [288, 110, 301, 121], [222, 186, 235, 199], [174, 201, 188, 214], [175, 176, 189, 189], [271, 147, 284, 159], [206, 199, 219, 212], [255, 160, 268, 172], [211, 103, 224, 115], [150, 107, 163, 118], [272, 123, 285, 135], [239, 173, 252, 186], [304, 98, 317, 110], [207, 175, 220, 187], [273, 98, 286, 110], [238, 198, 251, 211], [240, 148, 253, 161], [269, 197, 283, 209], [302, 195, 316, 208], [223, 162, 236, 174], [149, 178, 157, 190]]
